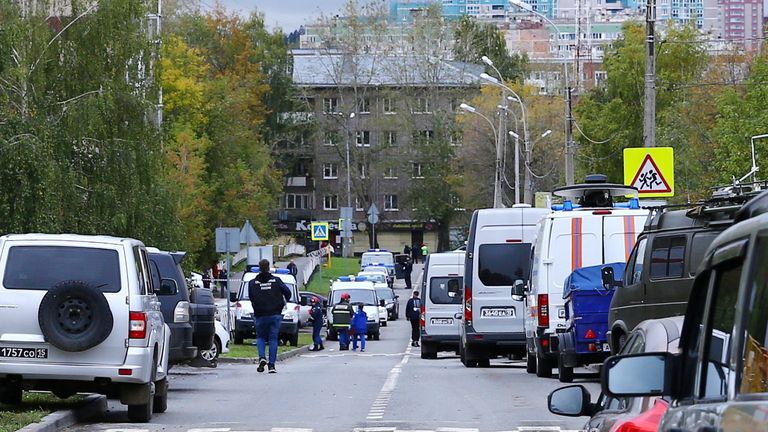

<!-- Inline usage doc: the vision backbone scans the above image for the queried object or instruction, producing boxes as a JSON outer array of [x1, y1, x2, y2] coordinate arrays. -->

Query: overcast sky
[[220, 0, 351, 32]]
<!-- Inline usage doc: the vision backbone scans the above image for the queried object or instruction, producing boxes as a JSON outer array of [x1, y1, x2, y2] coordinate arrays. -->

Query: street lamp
[[339, 111, 355, 257], [508, 0, 575, 185], [508, 130, 521, 204], [460, 103, 503, 207]]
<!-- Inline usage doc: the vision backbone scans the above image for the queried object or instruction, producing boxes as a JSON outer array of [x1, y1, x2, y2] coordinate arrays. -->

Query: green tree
[[453, 15, 527, 82]]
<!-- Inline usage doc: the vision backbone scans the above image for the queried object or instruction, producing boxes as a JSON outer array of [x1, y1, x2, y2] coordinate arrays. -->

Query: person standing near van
[[420, 244, 429, 262], [248, 259, 291, 373], [404, 259, 413, 290], [406, 291, 422, 347], [412, 243, 420, 264], [308, 297, 325, 352], [331, 293, 354, 350], [350, 304, 368, 352]]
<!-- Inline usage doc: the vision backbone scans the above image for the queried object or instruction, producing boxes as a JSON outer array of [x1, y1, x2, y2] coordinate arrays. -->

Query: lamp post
[[340, 112, 355, 257], [508, 0, 575, 185], [508, 130, 521, 204], [460, 103, 502, 207]]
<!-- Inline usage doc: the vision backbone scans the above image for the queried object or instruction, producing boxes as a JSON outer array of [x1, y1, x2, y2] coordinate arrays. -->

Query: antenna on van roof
[[553, 174, 639, 209]]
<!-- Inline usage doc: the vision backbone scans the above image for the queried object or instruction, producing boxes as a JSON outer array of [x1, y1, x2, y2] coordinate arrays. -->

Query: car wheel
[[536, 354, 553, 378], [199, 337, 221, 362], [558, 357, 574, 383], [461, 346, 478, 368], [38, 280, 114, 352], [382, 321, 387, 327], [234, 332, 244, 345], [526, 353, 537, 374], [478, 358, 491, 368], [289, 332, 299, 347], [152, 378, 168, 413], [0, 382, 22, 406], [127, 383, 154, 422]]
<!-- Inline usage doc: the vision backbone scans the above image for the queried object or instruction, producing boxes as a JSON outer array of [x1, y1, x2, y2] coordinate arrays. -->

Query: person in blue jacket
[[350, 304, 368, 352], [308, 297, 325, 352]]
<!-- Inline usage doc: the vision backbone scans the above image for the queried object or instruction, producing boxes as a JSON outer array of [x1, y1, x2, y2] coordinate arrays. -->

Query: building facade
[[390, 0, 510, 21]]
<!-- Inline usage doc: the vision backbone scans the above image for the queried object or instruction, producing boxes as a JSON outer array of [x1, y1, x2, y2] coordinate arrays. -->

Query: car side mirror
[[229, 292, 239, 303], [300, 298, 308, 307], [380, 299, 386, 307], [158, 278, 178, 296], [602, 353, 673, 398], [548, 385, 592, 417], [601, 267, 623, 289], [511, 279, 526, 297]]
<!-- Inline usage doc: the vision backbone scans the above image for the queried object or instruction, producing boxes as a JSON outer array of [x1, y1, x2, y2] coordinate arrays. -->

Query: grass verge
[[304, 257, 361, 296], [0, 392, 82, 432], [222, 332, 314, 359]]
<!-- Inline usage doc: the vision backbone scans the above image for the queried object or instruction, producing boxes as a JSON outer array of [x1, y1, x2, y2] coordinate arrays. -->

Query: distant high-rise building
[[390, 0, 509, 21], [717, 0, 763, 51]]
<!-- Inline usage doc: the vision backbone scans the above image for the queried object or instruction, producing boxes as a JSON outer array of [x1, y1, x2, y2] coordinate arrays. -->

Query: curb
[[18, 394, 106, 432], [218, 345, 308, 364]]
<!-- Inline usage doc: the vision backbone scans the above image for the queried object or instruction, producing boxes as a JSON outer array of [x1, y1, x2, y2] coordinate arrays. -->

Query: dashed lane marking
[[365, 343, 412, 421]]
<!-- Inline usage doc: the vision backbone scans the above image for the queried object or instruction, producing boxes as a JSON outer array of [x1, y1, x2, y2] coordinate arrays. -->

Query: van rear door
[[425, 274, 463, 337], [603, 215, 645, 263]]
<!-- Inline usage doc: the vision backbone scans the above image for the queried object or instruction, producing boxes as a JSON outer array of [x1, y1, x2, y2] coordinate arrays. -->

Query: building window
[[324, 131, 339, 146], [357, 97, 371, 114], [595, 71, 607, 86], [356, 130, 371, 147], [412, 130, 434, 145], [382, 97, 396, 114], [323, 163, 338, 179], [285, 194, 311, 209], [413, 97, 431, 114], [358, 162, 369, 179], [323, 97, 338, 114], [412, 162, 424, 179], [384, 166, 398, 179], [385, 131, 397, 146], [355, 195, 371, 212], [323, 195, 338, 210], [384, 194, 398, 211]]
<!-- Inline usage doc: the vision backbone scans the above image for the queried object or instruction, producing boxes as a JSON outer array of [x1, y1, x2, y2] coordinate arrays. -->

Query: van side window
[[478, 244, 531, 286], [740, 235, 768, 395], [697, 260, 741, 400], [650, 236, 686, 279], [429, 277, 463, 305], [625, 238, 647, 285]]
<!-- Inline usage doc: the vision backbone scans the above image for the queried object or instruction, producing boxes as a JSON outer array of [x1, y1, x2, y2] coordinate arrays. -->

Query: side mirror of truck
[[601, 267, 623, 289], [511, 279, 526, 298]]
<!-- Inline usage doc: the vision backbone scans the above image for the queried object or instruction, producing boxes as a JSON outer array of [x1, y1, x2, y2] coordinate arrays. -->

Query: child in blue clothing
[[350, 304, 367, 352]]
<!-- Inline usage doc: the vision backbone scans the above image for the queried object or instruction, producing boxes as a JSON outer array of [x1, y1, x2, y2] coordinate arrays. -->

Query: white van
[[524, 177, 648, 378], [420, 251, 465, 359], [460, 205, 550, 367], [326, 276, 382, 340]]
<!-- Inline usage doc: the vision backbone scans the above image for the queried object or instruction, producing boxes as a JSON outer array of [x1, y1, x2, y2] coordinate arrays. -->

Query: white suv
[[0, 234, 171, 422]]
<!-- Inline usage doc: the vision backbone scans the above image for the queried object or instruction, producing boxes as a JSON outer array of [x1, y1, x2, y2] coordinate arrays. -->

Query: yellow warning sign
[[623, 147, 674, 198]]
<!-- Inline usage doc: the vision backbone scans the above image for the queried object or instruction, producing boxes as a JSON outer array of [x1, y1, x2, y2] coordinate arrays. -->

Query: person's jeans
[[254, 315, 282, 365], [338, 327, 350, 347], [352, 333, 366, 351], [312, 323, 323, 346]]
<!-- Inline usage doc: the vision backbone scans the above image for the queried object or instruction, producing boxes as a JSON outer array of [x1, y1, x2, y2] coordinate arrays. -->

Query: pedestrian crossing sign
[[310, 222, 329, 241], [623, 147, 674, 198]]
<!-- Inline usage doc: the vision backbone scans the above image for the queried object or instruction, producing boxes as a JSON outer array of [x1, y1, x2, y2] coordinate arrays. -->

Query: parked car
[[524, 176, 647, 377], [548, 317, 683, 432], [607, 188, 757, 353], [420, 251, 465, 359], [376, 286, 400, 320], [0, 234, 170, 422], [232, 269, 301, 346], [601, 189, 768, 431], [360, 264, 392, 287], [326, 276, 382, 341], [198, 320, 230, 362], [361, 249, 396, 285], [147, 248, 216, 366], [461, 204, 550, 368]]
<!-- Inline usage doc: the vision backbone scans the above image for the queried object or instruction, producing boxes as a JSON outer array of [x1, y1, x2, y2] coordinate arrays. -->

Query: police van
[[420, 251, 465, 359], [361, 249, 395, 286], [461, 205, 550, 368], [232, 268, 301, 346], [523, 175, 648, 378], [326, 276, 382, 341]]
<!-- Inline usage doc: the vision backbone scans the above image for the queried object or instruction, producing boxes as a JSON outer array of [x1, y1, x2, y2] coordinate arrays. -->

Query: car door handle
[[454, 313, 462, 319]]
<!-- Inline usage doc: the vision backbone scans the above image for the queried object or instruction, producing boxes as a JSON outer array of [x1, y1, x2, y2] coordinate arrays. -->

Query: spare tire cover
[[38, 280, 114, 352]]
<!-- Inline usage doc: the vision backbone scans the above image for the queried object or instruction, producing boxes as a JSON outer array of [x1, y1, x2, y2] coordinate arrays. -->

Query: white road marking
[[365, 343, 412, 421]]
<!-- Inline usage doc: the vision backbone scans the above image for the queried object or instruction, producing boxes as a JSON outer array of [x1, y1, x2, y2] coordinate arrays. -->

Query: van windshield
[[478, 244, 532, 286], [3, 246, 121, 293], [430, 277, 463, 304], [361, 253, 393, 267], [331, 289, 376, 305]]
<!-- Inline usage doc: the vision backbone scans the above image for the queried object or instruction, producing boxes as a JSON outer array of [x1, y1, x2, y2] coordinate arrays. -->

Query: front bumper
[[0, 346, 155, 384], [367, 322, 380, 334]]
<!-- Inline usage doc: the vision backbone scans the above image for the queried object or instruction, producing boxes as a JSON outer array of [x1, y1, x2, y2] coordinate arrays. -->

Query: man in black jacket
[[405, 291, 422, 347], [248, 259, 291, 373]]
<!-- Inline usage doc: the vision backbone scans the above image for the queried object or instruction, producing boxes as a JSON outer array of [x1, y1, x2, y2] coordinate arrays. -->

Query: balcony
[[286, 176, 309, 187]]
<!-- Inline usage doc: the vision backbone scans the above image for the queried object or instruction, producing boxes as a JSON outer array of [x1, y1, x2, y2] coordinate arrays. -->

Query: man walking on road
[[248, 259, 291, 373], [331, 293, 354, 350], [405, 291, 422, 347]]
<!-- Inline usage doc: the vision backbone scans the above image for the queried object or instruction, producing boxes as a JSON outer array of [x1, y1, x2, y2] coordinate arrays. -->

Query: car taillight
[[610, 399, 668, 432], [129, 311, 147, 339], [174, 301, 190, 323], [420, 303, 425, 329], [537, 294, 549, 328], [464, 285, 472, 325]]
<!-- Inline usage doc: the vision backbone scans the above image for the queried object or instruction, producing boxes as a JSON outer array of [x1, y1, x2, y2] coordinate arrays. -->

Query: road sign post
[[215, 227, 240, 333], [367, 204, 379, 248]]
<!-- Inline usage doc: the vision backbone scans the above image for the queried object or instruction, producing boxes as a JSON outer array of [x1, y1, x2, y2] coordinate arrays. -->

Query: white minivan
[[419, 251, 465, 359], [325, 276, 382, 340], [523, 177, 648, 378], [460, 205, 550, 367]]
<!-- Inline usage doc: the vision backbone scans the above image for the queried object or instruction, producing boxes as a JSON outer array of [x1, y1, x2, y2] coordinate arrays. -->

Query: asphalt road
[[65, 265, 601, 432]]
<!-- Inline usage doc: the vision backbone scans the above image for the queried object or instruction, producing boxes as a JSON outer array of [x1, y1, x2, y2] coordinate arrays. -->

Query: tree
[[453, 15, 527, 82]]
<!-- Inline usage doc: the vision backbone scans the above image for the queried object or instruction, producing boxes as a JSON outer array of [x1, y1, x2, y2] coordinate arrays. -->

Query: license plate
[[430, 318, 454, 325], [0, 347, 48, 359], [602, 343, 611, 352], [480, 308, 515, 318]]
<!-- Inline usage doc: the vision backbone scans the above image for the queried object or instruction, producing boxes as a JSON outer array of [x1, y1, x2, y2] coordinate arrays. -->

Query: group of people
[[404, 243, 429, 264], [329, 294, 368, 351]]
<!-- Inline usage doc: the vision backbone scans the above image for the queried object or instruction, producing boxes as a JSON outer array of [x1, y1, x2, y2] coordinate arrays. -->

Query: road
[[66, 265, 601, 432]]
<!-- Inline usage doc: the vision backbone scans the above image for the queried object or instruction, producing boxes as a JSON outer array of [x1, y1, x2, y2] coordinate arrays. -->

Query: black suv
[[148, 249, 216, 365], [607, 189, 757, 353], [601, 189, 768, 431]]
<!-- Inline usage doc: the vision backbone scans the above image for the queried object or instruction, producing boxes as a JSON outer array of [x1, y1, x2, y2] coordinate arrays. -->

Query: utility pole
[[643, 0, 657, 148], [565, 87, 575, 185], [494, 93, 507, 208]]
